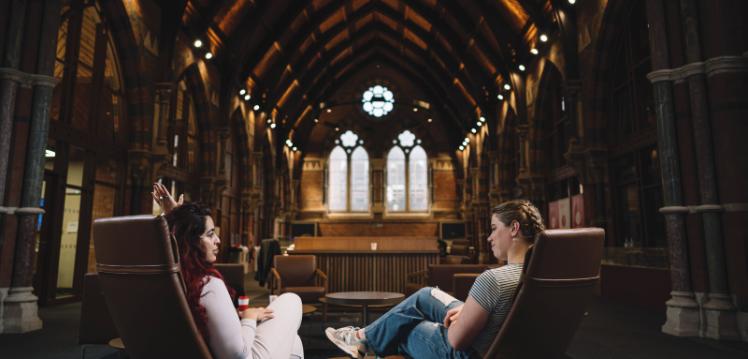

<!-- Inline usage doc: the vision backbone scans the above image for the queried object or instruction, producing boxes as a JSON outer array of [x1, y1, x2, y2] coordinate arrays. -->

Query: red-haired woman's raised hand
[[151, 182, 184, 214]]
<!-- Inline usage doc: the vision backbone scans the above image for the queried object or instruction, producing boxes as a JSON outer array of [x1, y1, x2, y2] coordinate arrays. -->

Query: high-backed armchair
[[485, 228, 604, 358], [270, 254, 328, 303], [382, 228, 604, 359], [93, 215, 213, 359]]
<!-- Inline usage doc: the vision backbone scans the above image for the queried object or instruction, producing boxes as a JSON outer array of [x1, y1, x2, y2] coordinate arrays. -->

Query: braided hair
[[492, 200, 546, 241]]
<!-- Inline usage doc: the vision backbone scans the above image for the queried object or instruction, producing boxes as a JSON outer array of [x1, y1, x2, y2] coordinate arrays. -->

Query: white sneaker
[[325, 326, 365, 358]]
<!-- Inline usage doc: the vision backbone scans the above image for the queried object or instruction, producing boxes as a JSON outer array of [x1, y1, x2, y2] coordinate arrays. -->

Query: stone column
[[646, 0, 699, 338], [678, 0, 739, 340], [0, 0, 27, 266], [4, 74, 58, 333], [0, 69, 23, 238]]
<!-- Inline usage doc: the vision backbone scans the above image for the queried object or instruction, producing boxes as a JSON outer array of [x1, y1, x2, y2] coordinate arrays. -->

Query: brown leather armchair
[[79, 273, 119, 346], [405, 264, 489, 297], [214, 263, 246, 296], [387, 228, 604, 359], [270, 254, 328, 303], [485, 228, 604, 358], [93, 215, 213, 359]]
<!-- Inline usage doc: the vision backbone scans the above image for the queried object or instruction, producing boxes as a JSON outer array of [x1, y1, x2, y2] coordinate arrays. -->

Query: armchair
[[405, 264, 489, 297], [485, 228, 604, 358], [92, 215, 213, 359], [270, 254, 328, 303], [214, 263, 246, 296]]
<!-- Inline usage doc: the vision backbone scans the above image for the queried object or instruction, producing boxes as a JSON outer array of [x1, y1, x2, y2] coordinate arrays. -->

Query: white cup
[[370, 242, 378, 251]]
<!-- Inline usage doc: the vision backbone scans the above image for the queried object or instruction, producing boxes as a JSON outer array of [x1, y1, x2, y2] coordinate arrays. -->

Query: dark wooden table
[[323, 291, 405, 325]]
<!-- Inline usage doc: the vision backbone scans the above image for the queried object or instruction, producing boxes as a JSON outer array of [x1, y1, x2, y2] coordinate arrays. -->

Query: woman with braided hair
[[326, 200, 545, 358]]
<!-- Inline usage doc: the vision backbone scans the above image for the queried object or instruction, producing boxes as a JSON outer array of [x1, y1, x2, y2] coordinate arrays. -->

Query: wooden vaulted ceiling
[[181, 0, 554, 146]]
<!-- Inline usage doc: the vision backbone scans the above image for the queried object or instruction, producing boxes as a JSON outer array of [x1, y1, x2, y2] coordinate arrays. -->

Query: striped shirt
[[468, 263, 524, 356]]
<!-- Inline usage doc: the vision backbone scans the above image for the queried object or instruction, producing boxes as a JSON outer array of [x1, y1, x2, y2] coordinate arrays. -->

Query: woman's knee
[[415, 287, 433, 302], [278, 292, 302, 307], [275, 292, 303, 321]]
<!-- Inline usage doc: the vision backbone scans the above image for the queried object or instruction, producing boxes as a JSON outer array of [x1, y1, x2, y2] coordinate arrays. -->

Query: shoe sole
[[325, 328, 360, 358]]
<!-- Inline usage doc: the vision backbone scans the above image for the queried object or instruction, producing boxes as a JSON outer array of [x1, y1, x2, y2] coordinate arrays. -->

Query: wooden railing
[[290, 236, 439, 293]]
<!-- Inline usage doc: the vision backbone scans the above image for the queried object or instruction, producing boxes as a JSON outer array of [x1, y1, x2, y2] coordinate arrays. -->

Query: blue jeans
[[364, 287, 478, 358]]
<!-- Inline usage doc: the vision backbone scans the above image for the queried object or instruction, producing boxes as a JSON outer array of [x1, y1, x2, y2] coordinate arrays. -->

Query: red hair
[[166, 203, 235, 341]]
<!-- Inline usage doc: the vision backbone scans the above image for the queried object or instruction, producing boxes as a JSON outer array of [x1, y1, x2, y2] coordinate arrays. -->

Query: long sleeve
[[201, 277, 256, 359]]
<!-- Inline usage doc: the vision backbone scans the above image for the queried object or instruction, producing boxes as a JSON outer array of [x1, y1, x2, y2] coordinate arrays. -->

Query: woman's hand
[[152, 182, 183, 214], [239, 307, 274, 322], [444, 304, 464, 328]]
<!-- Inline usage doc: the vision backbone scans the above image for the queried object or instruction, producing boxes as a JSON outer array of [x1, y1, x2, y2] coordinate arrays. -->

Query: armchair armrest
[[315, 268, 329, 292], [453, 273, 481, 302], [270, 268, 282, 294]]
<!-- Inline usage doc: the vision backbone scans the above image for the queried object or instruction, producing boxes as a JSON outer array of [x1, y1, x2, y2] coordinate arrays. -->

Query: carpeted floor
[[1, 273, 746, 359]]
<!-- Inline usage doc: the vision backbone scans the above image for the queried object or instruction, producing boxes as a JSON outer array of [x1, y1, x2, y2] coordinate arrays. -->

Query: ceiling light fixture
[[269, 123, 276, 129], [204, 52, 213, 60], [193, 39, 203, 48], [540, 34, 549, 43], [427, 118, 433, 123], [244, 94, 250, 101], [530, 48, 539, 55], [504, 83, 511, 91], [518, 64, 526, 72], [253, 104, 260, 111], [497, 94, 504, 100], [239, 89, 246, 96], [479, 116, 486, 122]]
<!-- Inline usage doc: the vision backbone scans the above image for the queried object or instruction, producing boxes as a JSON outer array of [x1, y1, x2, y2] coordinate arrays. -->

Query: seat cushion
[[282, 286, 326, 303]]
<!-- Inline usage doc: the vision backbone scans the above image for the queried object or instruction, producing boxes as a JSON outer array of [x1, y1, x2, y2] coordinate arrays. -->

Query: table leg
[[362, 304, 369, 325]]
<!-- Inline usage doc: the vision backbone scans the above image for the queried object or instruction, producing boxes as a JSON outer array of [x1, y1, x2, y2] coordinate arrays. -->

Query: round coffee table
[[302, 304, 317, 315], [324, 291, 404, 324]]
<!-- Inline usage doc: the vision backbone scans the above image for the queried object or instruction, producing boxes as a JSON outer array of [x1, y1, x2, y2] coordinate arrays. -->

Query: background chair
[[270, 254, 327, 303], [93, 215, 213, 359], [214, 263, 246, 296], [485, 228, 604, 359], [404, 264, 489, 297]]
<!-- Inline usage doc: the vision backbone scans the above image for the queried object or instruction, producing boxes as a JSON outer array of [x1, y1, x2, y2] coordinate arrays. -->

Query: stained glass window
[[362, 85, 394, 118]]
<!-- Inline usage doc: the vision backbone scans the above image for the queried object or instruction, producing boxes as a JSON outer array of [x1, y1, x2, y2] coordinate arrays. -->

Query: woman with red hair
[[153, 183, 304, 359]]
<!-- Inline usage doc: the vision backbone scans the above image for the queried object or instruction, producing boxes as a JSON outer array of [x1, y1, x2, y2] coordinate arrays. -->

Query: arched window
[[387, 130, 429, 212], [328, 146, 347, 211], [328, 131, 369, 212], [607, 1, 663, 249], [42, 1, 127, 303], [174, 79, 199, 174]]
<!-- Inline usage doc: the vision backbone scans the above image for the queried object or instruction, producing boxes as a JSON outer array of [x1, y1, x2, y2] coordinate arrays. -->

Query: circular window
[[362, 85, 394, 118]]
